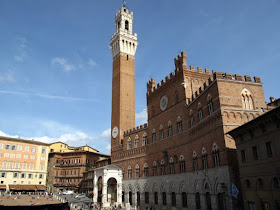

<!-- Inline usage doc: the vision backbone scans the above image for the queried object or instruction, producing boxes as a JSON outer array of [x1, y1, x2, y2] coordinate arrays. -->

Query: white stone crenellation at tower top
[[110, 6, 138, 58]]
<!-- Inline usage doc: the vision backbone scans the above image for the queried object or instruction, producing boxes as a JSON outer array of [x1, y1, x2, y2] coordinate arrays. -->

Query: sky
[[0, 0, 279, 154]]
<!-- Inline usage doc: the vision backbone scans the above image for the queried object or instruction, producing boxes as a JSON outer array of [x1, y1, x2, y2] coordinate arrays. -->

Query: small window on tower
[[117, 21, 120, 30], [127, 55, 129, 60], [125, 20, 129, 30]]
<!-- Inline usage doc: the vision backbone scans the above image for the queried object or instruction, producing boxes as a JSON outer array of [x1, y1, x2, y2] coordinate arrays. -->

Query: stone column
[[176, 193, 181, 208], [117, 183, 122, 205], [158, 192, 162, 207], [211, 194, 218, 210], [125, 192, 130, 206], [93, 173, 98, 203], [200, 193, 206, 210], [102, 183, 108, 206], [140, 192, 145, 207], [166, 192, 171, 207]]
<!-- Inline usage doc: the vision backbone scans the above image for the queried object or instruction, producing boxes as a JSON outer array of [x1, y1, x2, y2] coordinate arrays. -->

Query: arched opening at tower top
[[125, 20, 129, 30]]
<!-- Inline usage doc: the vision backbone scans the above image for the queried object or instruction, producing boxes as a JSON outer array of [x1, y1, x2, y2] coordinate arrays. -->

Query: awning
[[35, 185, 46, 191], [21, 185, 36, 190], [0, 185, 6, 190], [9, 185, 21, 190], [9, 185, 43, 191]]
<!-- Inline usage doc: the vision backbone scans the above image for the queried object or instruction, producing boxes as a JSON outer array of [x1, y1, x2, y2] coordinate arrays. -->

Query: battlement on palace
[[147, 51, 262, 95], [123, 123, 148, 137], [186, 71, 262, 105]]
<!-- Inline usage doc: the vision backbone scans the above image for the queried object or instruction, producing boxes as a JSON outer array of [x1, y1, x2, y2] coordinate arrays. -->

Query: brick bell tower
[[110, 5, 138, 154]]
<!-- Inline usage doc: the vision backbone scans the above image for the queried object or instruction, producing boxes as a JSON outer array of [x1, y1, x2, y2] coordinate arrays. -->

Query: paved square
[[0, 194, 62, 206]]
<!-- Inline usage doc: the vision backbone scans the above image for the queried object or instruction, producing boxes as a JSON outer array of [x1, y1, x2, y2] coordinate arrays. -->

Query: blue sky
[[0, 0, 279, 154]]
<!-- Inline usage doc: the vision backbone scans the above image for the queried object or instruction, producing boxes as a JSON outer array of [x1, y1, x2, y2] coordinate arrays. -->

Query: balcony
[[54, 163, 89, 168], [54, 175, 83, 178]]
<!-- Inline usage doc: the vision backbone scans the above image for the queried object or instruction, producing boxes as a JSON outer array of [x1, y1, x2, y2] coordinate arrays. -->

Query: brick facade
[[109, 5, 268, 210]]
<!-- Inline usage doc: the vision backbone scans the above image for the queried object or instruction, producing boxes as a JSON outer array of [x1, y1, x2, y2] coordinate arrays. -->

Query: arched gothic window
[[190, 110, 194, 127], [135, 164, 140, 178], [193, 151, 198, 171], [143, 133, 148, 145], [175, 91, 179, 103], [144, 163, 149, 177], [245, 179, 251, 188], [153, 161, 158, 176], [198, 103, 203, 122], [207, 94, 214, 115], [152, 129, 157, 143], [127, 138, 132, 150], [169, 157, 175, 174], [135, 135, 139, 148], [177, 116, 183, 133], [168, 121, 173, 137], [128, 165, 132, 178], [257, 178, 264, 188], [179, 155, 186, 173], [212, 143, 220, 167], [202, 147, 208, 169], [160, 159, 166, 175], [241, 89, 254, 110], [159, 125, 164, 140]]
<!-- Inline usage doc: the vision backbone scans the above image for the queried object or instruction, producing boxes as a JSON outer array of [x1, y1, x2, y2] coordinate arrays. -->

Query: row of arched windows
[[245, 177, 280, 189], [125, 143, 220, 178], [127, 99, 213, 150]]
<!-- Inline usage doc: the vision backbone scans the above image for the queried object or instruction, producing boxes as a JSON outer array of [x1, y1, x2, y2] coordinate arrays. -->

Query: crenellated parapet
[[146, 51, 262, 99], [186, 71, 262, 105], [174, 51, 187, 71], [147, 78, 156, 93], [123, 123, 148, 137]]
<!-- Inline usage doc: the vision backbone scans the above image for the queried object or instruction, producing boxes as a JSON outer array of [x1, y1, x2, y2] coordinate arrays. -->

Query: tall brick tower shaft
[[110, 5, 138, 153]]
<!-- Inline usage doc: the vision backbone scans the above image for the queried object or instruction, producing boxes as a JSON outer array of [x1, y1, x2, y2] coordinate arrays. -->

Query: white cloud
[[51, 57, 76, 71], [14, 37, 28, 62], [135, 109, 147, 125], [34, 132, 90, 146], [0, 125, 112, 154], [88, 58, 97, 67], [14, 53, 27, 62], [101, 128, 111, 138], [0, 71, 15, 82], [106, 143, 111, 154], [0, 90, 100, 102]]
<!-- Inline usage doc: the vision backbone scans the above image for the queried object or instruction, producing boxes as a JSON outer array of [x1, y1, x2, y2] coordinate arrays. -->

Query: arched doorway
[[217, 193, 226, 210], [97, 176, 102, 203], [195, 192, 201, 209], [205, 192, 212, 210], [136, 191, 140, 206], [129, 191, 132, 205], [107, 178, 117, 204]]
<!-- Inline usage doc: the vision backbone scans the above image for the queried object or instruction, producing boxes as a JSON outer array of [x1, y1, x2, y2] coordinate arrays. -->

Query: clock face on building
[[160, 95, 168, 111], [112, 126, 119, 139]]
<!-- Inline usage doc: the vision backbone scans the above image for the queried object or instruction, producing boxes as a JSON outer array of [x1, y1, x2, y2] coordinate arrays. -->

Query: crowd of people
[[0, 191, 55, 206]]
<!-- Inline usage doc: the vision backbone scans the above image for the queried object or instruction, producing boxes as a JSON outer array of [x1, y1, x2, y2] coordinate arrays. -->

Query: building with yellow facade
[[0, 136, 49, 192]]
